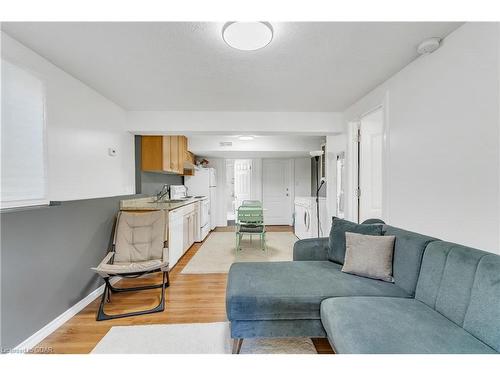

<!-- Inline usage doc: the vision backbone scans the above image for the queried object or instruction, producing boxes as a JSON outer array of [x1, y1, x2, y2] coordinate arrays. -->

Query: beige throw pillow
[[341, 232, 396, 282]]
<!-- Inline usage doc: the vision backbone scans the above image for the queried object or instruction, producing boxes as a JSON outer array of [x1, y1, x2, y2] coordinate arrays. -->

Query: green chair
[[241, 200, 262, 207], [235, 204, 266, 252]]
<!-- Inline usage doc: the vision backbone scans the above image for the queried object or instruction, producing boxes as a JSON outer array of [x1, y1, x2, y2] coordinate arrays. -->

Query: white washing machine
[[294, 196, 327, 239]]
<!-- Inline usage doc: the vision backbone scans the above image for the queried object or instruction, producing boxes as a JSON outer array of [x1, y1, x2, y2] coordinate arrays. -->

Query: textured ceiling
[[2, 22, 462, 111]]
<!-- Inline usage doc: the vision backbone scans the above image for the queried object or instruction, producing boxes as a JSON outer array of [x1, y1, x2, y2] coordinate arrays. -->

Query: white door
[[359, 108, 384, 223], [262, 159, 292, 225], [234, 159, 252, 209]]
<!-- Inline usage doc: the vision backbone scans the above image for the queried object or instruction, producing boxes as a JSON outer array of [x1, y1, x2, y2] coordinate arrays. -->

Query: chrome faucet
[[154, 184, 170, 202]]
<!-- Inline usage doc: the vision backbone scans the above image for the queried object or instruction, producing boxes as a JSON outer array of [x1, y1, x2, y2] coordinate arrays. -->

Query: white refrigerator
[[185, 167, 217, 230]]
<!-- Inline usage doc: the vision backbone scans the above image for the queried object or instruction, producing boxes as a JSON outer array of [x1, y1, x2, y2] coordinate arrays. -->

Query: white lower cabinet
[[168, 207, 184, 268], [168, 202, 198, 269]]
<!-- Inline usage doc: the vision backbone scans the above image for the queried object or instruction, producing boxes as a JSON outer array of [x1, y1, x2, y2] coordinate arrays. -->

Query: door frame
[[347, 98, 390, 223], [261, 158, 294, 226]]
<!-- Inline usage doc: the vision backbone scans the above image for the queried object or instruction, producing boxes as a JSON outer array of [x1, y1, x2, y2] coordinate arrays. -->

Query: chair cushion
[[95, 259, 167, 275], [114, 211, 165, 263], [328, 217, 383, 264], [238, 225, 264, 233], [320, 297, 496, 354], [226, 261, 409, 321]]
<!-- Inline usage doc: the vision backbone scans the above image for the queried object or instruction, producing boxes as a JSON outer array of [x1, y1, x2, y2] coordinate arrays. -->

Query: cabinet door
[[188, 213, 195, 247], [142, 136, 163, 172], [182, 214, 189, 252], [170, 136, 180, 173], [162, 136, 173, 172], [177, 135, 186, 174], [168, 210, 184, 267]]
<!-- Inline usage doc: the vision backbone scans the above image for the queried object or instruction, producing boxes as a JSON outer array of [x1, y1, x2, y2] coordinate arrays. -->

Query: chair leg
[[106, 283, 112, 303], [165, 270, 170, 287], [232, 338, 243, 354], [96, 271, 168, 321]]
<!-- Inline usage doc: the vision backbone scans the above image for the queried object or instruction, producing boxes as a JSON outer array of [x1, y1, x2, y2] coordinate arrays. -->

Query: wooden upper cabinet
[[141, 136, 164, 172], [142, 135, 194, 174]]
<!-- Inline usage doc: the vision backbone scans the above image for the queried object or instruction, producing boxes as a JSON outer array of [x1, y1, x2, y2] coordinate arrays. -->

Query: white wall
[[2, 32, 135, 201], [341, 23, 500, 252], [325, 134, 348, 233], [294, 158, 312, 197], [127, 111, 343, 135]]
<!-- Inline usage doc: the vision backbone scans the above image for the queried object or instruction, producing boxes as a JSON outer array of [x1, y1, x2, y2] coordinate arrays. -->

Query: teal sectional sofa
[[226, 220, 500, 354]]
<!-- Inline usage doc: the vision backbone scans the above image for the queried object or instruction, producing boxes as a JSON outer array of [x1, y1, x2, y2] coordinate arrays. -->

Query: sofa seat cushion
[[226, 261, 409, 321], [320, 297, 496, 354]]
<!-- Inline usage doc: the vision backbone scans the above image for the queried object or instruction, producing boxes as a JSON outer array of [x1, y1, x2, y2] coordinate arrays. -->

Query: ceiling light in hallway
[[222, 22, 273, 51], [238, 136, 255, 141]]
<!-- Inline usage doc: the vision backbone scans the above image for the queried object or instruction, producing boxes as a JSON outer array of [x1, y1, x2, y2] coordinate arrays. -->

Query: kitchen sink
[[149, 198, 187, 204]]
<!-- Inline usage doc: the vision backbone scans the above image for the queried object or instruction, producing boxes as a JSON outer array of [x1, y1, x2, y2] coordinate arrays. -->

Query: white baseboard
[[10, 277, 120, 354]]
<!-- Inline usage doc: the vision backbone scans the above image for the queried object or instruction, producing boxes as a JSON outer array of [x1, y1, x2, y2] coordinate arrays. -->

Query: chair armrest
[[293, 237, 329, 261], [91, 252, 115, 277], [100, 251, 115, 266]]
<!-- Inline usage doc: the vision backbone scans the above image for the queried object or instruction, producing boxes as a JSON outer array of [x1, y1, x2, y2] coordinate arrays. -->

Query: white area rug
[[91, 322, 317, 354], [181, 231, 298, 274]]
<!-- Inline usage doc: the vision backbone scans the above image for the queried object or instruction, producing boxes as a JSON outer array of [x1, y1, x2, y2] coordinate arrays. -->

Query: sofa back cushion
[[328, 217, 383, 264], [463, 255, 500, 352], [383, 226, 438, 296], [416, 241, 500, 351]]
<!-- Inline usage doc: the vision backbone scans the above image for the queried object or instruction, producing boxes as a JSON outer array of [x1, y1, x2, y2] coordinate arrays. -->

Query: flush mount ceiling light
[[238, 135, 255, 141], [222, 22, 273, 51]]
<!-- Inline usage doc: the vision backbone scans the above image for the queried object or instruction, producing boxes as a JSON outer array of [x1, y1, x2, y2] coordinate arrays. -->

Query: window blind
[[1, 59, 48, 209]]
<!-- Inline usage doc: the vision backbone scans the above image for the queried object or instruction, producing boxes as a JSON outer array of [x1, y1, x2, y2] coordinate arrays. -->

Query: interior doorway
[[357, 107, 384, 223], [225, 159, 253, 225]]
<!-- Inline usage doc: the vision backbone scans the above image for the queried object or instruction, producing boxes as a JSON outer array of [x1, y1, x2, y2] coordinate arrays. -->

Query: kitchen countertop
[[120, 196, 207, 211]]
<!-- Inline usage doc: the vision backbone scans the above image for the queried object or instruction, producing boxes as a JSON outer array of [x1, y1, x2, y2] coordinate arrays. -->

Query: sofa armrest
[[293, 237, 329, 261]]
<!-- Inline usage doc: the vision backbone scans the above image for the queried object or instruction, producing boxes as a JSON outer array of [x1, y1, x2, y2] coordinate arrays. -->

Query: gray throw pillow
[[328, 217, 384, 263], [342, 232, 396, 282]]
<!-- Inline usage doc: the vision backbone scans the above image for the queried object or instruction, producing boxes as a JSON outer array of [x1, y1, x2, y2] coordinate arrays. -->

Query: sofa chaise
[[226, 220, 500, 354]]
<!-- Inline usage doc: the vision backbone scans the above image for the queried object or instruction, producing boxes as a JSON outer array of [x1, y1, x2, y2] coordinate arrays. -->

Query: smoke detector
[[417, 37, 441, 55]]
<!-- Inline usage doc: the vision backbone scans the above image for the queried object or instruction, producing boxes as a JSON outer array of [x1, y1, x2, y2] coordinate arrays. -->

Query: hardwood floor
[[34, 225, 334, 354]]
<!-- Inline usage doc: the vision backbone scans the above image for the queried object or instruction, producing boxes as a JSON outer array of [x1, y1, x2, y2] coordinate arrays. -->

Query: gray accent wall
[[0, 136, 184, 350], [0, 194, 136, 350], [141, 172, 183, 196]]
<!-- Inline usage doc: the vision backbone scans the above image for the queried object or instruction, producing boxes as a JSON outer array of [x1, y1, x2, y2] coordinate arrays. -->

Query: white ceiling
[[2, 22, 461, 111]]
